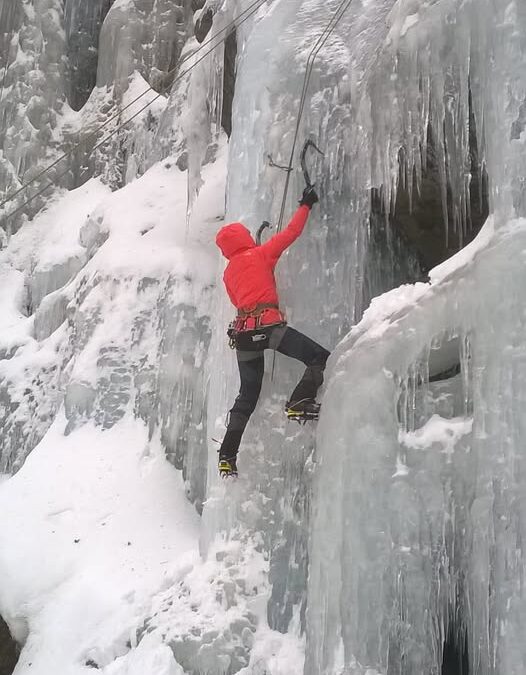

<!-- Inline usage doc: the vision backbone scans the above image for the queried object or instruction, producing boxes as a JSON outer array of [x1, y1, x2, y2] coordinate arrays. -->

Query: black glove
[[299, 185, 319, 209]]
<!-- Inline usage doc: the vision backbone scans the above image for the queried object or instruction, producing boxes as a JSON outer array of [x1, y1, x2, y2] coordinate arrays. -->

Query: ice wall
[[0, 0, 193, 234], [308, 217, 526, 675], [203, 0, 526, 673], [304, 0, 526, 673], [202, 0, 360, 649], [0, 147, 225, 500], [0, 0, 224, 493]]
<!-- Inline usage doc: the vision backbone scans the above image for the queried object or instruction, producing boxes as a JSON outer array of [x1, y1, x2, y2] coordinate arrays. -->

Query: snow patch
[[399, 414, 473, 457], [0, 415, 199, 674]]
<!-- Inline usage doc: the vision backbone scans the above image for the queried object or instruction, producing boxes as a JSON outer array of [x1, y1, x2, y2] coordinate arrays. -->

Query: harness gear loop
[[227, 303, 286, 350]]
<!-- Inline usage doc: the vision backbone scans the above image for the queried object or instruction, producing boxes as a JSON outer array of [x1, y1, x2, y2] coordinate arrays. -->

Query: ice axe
[[261, 139, 323, 245], [256, 220, 271, 246], [300, 139, 324, 189], [268, 138, 323, 189]]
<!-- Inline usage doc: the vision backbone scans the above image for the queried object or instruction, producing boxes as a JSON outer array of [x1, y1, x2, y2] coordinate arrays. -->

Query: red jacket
[[216, 205, 311, 325]]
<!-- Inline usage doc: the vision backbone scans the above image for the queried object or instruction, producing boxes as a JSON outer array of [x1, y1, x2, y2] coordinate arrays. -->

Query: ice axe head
[[301, 139, 324, 188], [256, 220, 271, 245]]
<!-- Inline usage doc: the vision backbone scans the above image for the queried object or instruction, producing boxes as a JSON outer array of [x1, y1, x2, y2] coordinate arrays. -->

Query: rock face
[[0, 617, 18, 675], [389, 133, 489, 276], [64, 0, 114, 110], [221, 31, 237, 138], [194, 7, 213, 43]]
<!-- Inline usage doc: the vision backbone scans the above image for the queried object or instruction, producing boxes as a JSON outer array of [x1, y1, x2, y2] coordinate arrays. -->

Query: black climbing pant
[[219, 325, 330, 461]]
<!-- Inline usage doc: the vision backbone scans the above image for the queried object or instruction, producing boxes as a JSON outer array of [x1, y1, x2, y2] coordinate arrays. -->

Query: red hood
[[216, 222, 256, 259]]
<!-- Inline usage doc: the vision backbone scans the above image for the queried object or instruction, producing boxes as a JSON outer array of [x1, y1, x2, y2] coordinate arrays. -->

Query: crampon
[[285, 398, 321, 424], [218, 457, 238, 478]]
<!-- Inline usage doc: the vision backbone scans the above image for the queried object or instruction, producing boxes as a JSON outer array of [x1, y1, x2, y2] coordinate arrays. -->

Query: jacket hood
[[216, 222, 256, 259]]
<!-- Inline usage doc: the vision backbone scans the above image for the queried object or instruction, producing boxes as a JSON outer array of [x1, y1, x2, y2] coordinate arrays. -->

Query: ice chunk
[[33, 289, 69, 341], [103, 632, 185, 675]]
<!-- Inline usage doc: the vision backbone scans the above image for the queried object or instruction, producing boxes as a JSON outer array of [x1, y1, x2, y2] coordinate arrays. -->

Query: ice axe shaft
[[300, 139, 324, 188], [256, 220, 271, 245]]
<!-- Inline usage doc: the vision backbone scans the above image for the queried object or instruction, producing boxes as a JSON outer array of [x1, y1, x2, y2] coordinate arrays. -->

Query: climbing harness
[[0, 0, 270, 226], [285, 398, 321, 424], [227, 303, 286, 350]]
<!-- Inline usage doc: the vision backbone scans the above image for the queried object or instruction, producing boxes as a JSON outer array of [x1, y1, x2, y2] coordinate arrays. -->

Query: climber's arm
[[259, 205, 311, 267]]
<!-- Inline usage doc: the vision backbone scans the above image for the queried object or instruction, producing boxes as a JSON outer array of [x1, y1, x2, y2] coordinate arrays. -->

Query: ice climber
[[215, 185, 330, 477]]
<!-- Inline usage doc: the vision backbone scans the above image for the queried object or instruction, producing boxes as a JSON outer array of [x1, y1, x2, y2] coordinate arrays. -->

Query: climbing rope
[[271, 0, 354, 381], [0, 0, 269, 224], [276, 0, 354, 232]]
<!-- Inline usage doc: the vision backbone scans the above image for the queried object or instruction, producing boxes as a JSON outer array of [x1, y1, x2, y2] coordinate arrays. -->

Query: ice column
[[202, 0, 369, 635]]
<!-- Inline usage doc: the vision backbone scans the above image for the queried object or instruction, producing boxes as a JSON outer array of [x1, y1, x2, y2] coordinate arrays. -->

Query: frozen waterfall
[[0, 0, 525, 673]]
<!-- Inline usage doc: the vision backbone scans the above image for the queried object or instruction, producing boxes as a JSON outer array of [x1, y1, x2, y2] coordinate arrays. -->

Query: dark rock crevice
[[442, 624, 469, 675], [192, 3, 237, 138], [221, 30, 237, 138], [366, 87, 489, 304], [0, 616, 18, 675], [391, 117, 489, 276], [64, 0, 115, 111], [194, 7, 213, 44]]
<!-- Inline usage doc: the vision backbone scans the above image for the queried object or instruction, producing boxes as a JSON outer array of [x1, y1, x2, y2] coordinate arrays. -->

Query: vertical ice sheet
[[305, 2, 526, 672], [2, 0, 526, 670], [204, 0, 526, 671], [61, 272, 213, 510], [308, 219, 526, 674], [202, 1, 368, 650]]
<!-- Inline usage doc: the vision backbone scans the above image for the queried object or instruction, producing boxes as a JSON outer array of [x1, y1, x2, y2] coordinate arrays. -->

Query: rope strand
[[276, 0, 354, 232], [271, 0, 353, 381]]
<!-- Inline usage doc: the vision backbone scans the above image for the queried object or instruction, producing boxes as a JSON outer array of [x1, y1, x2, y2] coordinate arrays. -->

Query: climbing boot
[[285, 398, 321, 422], [218, 456, 238, 478]]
